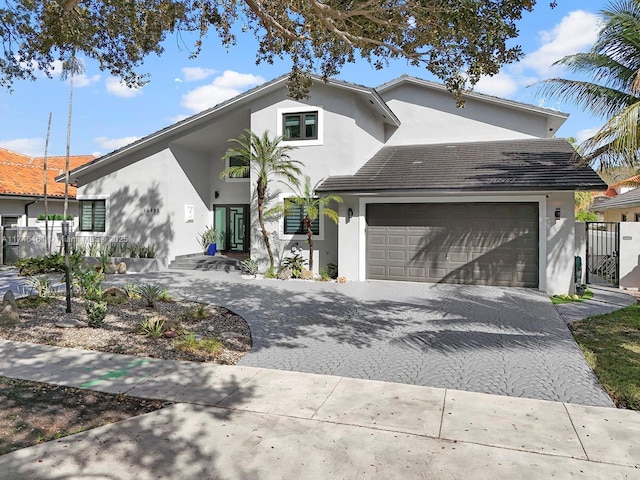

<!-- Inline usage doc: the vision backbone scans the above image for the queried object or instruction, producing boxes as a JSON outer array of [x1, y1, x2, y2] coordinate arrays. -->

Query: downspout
[[24, 198, 39, 227]]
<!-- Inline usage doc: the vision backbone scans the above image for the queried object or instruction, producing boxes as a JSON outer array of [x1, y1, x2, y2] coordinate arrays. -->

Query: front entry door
[[214, 205, 249, 253]]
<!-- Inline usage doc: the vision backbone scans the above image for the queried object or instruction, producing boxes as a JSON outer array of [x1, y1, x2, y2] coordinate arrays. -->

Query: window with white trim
[[283, 199, 319, 235], [283, 112, 318, 141], [80, 199, 106, 232], [225, 156, 250, 181]]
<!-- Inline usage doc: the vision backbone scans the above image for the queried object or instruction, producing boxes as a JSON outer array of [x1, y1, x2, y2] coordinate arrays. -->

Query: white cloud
[[0, 138, 45, 156], [73, 73, 101, 88], [93, 136, 140, 150], [105, 77, 142, 98], [181, 70, 265, 113], [575, 126, 601, 144], [521, 10, 600, 76], [474, 72, 519, 97], [182, 67, 217, 82]]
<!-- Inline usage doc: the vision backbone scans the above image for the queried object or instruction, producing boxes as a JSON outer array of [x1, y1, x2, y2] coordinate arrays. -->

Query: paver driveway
[[97, 269, 612, 407], [3, 268, 612, 407]]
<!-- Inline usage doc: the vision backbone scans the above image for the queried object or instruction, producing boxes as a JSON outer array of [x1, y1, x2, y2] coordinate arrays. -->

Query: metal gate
[[585, 222, 620, 286]]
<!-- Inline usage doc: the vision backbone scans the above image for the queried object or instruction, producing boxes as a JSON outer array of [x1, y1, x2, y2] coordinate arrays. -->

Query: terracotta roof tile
[[0, 147, 94, 198]]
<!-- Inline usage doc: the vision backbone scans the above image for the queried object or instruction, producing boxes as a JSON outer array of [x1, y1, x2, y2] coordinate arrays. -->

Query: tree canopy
[[535, 0, 640, 169], [1, 0, 542, 99]]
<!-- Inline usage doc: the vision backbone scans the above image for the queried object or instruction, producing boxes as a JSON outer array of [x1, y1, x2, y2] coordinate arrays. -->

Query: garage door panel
[[366, 202, 538, 287]]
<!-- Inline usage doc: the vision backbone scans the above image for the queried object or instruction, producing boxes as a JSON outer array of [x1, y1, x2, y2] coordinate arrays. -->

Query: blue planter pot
[[206, 243, 217, 256]]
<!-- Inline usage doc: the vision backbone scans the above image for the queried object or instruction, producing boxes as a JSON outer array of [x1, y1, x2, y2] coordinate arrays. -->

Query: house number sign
[[144, 208, 159, 214]]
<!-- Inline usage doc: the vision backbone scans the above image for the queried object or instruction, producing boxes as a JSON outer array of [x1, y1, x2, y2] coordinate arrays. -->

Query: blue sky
[[0, 1, 606, 157]]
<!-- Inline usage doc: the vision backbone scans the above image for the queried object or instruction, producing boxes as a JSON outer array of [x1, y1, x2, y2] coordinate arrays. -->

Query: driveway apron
[[98, 270, 613, 407]]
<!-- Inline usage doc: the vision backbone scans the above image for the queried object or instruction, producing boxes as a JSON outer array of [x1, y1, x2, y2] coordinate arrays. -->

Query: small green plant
[[281, 253, 307, 278], [175, 333, 223, 355], [76, 268, 104, 301], [184, 303, 209, 319], [240, 258, 259, 276], [138, 316, 166, 339], [157, 289, 173, 302], [134, 284, 166, 307], [85, 301, 108, 328], [264, 267, 277, 279], [198, 227, 219, 251], [23, 275, 56, 299], [325, 263, 338, 279], [122, 283, 139, 298], [318, 268, 331, 282]]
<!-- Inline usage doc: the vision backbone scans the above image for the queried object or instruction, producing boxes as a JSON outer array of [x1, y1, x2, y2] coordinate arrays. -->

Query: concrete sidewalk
[[0, 339, 638, 479]]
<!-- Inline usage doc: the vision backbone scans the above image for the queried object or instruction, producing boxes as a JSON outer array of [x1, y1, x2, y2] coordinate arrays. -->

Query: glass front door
[[214, 205, 249, 253]]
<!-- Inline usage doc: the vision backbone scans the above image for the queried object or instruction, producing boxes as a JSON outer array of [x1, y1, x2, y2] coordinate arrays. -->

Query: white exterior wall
[[380, 84, 552, 145], [78, 145, 210, 261], [0, 198, 78, 228], [545, 192, 576, 295], [248, 84, 386, 272], [619, 223, 640, 289]]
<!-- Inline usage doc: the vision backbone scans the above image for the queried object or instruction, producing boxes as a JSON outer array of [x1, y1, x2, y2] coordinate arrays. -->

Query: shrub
[[184, 303, 209, 320], [138, 316, 166, 339], [134, 284, 166, 307], [281, 253, 307, 278], [326, 263, 338, 279], [239, 258, 259, 276], [85, 301, 108, 328], [264, 267, 277, 279], [16, 253, 82, 276], [76, 268, 104, 301], [23, 275, 56, 298]]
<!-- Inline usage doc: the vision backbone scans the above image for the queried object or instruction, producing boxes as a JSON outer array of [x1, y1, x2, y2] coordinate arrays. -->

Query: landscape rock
[[3, 290, 18, 309], [105, 262, 117, 275], [0, 304, 19, 326], [278, 268, 292, 281], [299, 269, 314, 280], [102, 286, 127, 301], [164, 330, 178, 338], [116, 262, 127, 274]]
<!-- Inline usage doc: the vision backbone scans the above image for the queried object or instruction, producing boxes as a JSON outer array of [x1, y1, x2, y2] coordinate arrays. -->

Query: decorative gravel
[[0, 295, 252, 364]]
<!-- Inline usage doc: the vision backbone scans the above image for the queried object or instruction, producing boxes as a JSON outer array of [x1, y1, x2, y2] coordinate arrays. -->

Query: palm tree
[[221, 130, 303, 270], [535, 0, 640, 169], [287, 175, 342, 272]]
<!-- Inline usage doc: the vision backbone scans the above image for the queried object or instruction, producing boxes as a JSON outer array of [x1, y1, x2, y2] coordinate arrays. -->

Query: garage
[[366, 202, 539, 287]]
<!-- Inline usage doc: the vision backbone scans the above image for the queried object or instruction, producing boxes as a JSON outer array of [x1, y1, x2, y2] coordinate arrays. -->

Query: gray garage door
[[366, 203, 539, 287]]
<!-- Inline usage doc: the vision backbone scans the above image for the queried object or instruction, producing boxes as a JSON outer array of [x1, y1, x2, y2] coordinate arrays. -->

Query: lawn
[[550, 289, 594, 305], [570, 302, 640, 410]]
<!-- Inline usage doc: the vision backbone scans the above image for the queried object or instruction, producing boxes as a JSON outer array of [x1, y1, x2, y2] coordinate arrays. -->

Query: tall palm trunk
[[257, 181, 274, 269], [43, 112, 52, 254], [303, 214, 314, 271]]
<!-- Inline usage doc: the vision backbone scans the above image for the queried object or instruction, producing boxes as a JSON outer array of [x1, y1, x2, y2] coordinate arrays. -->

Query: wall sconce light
[[215, 191, 220, 199], [554, 208, 561, 219], [348, 208, 354, 219]]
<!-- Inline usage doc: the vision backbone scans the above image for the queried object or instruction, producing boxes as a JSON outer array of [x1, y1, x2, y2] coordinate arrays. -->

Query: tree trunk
[[43, 112, 52, 254], [304, 214, 313, 271], [257, 182, 274, 269]]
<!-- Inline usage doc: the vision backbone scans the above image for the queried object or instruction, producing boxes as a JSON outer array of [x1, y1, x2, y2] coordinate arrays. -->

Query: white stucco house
[[63, 74, 606, 294]]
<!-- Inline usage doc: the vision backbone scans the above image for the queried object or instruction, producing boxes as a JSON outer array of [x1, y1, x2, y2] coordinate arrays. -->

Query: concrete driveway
[[99, 269, 613, 407]]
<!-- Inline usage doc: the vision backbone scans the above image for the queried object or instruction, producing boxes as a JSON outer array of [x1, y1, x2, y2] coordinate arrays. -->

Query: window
[[635, 213, 640, 222], [80, 200, 106, 232], [622, 213, 628, 222], [283, 112, 318, 140], [284, 200, 319, 235], [1, 216, 19, 227], [227, 156, 249, 179]]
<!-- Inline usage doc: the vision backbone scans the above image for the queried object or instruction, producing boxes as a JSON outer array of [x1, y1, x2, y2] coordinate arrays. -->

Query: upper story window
[[283, 112, 318, 141], [277, 107, 324, 146], [225, 155, 250, 181], [80, 199, 106, 232]]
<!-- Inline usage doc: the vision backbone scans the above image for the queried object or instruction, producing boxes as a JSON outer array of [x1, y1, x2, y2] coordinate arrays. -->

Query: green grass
[[175, 333, 223, 355], [550, 289, 594, 305], [570, 303, 640, 410]]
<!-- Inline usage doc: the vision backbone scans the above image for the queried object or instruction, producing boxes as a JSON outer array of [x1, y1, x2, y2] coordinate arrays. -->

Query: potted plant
[[198, 227, 219, 256]]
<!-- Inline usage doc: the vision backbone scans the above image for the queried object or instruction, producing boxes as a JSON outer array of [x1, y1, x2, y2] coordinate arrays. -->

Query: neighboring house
[[592, 188, 640, 222], [0, 147, 94, 227], [64, 74, 606, 295], [0, 147, 94, 263]]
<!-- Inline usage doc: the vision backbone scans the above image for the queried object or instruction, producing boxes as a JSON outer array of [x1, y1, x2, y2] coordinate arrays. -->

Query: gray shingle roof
[[317, 138, 606, 193], [592, 188, 640, 210]]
